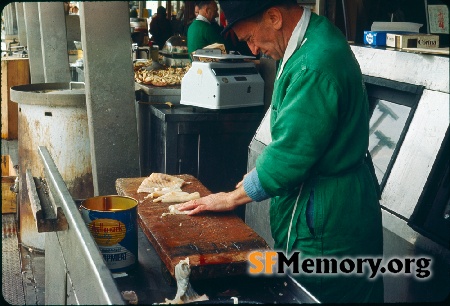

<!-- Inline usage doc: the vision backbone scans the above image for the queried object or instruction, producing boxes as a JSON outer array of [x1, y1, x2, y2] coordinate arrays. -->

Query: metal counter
[[36, 145, 318, 305], [134, 82, 181, 98], [134, 83, 182, 176], [148, 104, 264, 195], [116, 229, 318, 304]]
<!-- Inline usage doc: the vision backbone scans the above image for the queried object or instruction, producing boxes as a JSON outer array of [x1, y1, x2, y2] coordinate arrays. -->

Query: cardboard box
[[1, 57, 30, 140], [2, 156, 17, 214], [386, 33, 439, 49], [364, 31, 387, 46], [1, 155, 16, 176], [371, 22, 423, 33], [2, 176, 17, 214]]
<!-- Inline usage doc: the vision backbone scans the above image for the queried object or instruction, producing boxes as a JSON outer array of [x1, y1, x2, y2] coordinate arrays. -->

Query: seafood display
[[134, 60, 190, 87]]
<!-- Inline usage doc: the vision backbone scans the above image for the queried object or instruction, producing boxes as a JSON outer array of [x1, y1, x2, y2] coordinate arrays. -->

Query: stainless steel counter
[[134, 82, 181, 98]]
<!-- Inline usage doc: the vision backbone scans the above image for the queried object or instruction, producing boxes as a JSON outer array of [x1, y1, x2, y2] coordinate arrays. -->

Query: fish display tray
[[159, 51, 190, 59], [115, 175, 270, 280]]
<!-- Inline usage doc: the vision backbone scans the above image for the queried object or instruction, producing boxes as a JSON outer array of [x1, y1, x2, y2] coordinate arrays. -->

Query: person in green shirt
[[187, 1, 225, 55], [178, 0, 384, 303]]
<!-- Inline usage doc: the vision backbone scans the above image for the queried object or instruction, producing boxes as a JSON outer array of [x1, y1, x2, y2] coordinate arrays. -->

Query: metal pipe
[[138, 1, 144, 18], [424, 0, 430, 34], [341, 0, 349, 40]]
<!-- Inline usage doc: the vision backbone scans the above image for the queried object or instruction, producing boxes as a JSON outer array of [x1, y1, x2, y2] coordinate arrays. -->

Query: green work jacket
[[187, 19, 225, 55], [256, 12, 384, 303]]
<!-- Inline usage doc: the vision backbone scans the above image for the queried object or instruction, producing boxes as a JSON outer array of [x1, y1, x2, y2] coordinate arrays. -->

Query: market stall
[[2, 1, 449, 305]]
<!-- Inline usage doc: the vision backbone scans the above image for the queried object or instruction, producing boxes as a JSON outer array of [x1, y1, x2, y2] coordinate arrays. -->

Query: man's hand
[[176, 192, 234, 215], [176, 185, 252, 215]]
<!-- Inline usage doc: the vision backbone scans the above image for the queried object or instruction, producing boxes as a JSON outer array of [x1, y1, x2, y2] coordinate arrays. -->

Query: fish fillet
[[154, 191, 200, 203], [137, 173, 185, 194], [143, 187, 183, 200]]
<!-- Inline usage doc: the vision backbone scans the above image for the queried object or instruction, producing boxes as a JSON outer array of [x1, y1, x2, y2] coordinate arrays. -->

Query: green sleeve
[[256, 69, 339, 196]]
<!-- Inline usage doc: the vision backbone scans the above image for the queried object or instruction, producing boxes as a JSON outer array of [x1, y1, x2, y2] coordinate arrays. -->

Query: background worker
[[149, 6, 173, 49], [187, 1, 225, 55], [178, 0, 384, 303], [195, 3, 200, 18], [183, 3, 199, 36]]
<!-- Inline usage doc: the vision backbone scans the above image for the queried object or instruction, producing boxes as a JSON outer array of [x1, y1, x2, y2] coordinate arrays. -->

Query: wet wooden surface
[[115, 175, 270, 280]]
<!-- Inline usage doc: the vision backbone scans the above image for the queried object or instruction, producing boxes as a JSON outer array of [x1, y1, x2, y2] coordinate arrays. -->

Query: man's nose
[[247, 42, 259, 56]]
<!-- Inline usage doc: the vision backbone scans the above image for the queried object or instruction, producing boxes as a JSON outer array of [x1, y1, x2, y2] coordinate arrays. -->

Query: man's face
[[194, 5, 199, 17], [233, 17, 284, 60], [206, 2, 219, 22]]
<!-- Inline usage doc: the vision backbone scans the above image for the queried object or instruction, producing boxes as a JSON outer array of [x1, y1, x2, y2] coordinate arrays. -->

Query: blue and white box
[[364, 31, 387, 46]]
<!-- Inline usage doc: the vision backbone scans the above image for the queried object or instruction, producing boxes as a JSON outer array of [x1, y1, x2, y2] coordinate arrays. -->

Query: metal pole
[[138, 1, 144, 18], [341, 0, 349, 40], [424, 0, 430, 34]]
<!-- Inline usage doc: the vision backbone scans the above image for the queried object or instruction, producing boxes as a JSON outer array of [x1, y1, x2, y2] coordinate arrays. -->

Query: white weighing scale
[[180, 51, 265, 109]]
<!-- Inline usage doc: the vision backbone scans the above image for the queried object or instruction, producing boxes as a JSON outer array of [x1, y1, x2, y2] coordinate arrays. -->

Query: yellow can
[[79, 195, 138, 273]]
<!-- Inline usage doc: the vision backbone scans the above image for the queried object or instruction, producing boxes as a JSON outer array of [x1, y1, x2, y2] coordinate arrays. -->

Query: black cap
[[219, 0, 293, 34]]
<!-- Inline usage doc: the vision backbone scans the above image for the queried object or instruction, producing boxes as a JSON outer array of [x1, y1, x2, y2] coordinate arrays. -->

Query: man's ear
[[206, 4, 213, 15], [265, 7, 283, 30]]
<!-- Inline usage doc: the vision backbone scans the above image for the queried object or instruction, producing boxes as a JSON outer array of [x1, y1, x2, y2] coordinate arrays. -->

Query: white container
[[10, 83, 94, 250]]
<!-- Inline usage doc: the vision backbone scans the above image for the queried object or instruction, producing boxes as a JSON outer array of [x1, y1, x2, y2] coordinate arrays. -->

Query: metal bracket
[[26, 169, 68, 232]]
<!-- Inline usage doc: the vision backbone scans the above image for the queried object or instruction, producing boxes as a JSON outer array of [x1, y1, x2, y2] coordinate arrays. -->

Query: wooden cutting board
[[115, 175, 270, 280]]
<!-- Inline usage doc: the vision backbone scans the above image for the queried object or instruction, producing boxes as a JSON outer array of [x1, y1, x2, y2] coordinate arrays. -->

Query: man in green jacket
[[178, 0, 384, 303], [187, 1, 225, 55]]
